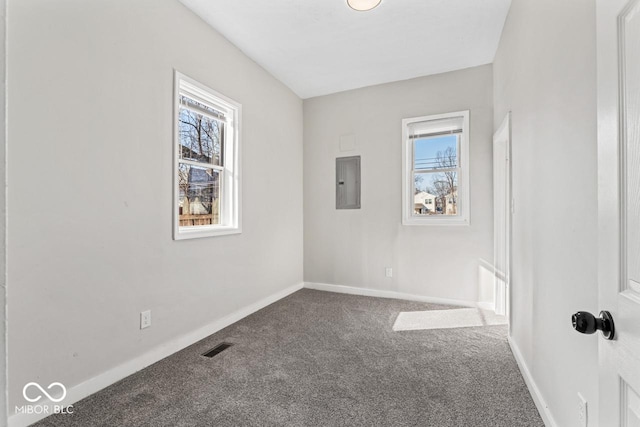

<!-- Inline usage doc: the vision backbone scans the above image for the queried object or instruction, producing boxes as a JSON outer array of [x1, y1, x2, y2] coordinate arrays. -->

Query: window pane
[[178, 164, 221, 227], [180, 94, 225, 118], [179, 101, 223, 166], [413, 171, 458, 216], [414, 135, 458, 170]]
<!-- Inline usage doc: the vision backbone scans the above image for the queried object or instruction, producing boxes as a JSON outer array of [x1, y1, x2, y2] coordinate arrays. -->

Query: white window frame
[[402, 110, 470, 226], [173, 71, 242, 240]]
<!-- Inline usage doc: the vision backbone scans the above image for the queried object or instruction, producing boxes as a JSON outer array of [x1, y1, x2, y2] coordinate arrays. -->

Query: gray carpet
[[35, 289, 543, 426]]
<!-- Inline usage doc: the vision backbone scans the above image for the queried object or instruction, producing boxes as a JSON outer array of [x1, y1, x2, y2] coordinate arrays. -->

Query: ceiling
[[179, 0, 511, 99]]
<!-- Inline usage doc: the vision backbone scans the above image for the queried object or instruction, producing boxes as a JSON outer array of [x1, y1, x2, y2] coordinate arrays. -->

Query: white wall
[[303, 65, 493, 303], [0, 0, 7, 424], [493, 0, 599, 425], [6, 0, 302, 413]]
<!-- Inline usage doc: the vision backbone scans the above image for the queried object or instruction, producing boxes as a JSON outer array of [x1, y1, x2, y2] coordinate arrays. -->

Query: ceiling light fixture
[[347, 0, 381, 12]]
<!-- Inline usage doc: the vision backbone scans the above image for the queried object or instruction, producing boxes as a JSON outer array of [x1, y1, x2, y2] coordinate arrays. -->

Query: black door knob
[[571, 311, 615, 340]]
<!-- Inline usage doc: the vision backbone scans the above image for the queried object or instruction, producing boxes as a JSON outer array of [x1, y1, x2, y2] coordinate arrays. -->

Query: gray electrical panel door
[[336, 156, 361, 209]]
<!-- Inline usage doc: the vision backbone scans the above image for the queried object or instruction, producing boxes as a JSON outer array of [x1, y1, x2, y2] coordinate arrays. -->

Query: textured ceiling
[[179, 0, 511, 99]]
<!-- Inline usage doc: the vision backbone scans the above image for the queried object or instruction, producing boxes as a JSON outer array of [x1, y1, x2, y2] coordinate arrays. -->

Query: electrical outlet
[[140, 310, 151, 329], [385, 267, 393, 278], [577, 393, 587, 427]]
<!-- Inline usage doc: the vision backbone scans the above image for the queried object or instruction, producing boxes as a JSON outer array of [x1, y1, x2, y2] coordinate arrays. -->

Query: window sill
[[174, 225, 242, 240], [402, 217, 469, 226]]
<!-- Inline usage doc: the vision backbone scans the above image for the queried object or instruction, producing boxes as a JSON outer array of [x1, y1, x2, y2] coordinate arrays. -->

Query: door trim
[[493, 113, 512, 325]]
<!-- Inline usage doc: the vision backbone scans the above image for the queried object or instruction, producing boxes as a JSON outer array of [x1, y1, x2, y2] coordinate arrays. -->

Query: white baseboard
[[9, 282, 304, 427], [304, 282, 479, 308], [477, 301, 495, 311], [508, 336, 558, 427]]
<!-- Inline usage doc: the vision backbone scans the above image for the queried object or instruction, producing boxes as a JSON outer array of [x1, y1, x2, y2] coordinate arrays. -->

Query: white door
[[493, 114, 511, 318], [597, 0, 640, 425]]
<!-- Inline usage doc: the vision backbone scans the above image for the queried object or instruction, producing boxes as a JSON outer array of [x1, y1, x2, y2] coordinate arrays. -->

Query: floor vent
[[202, 343, 233, 358]]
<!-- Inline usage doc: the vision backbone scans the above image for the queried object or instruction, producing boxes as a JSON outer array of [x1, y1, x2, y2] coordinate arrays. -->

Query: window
[[402, 110, 469, 225], [174, 72, 241, 239]]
